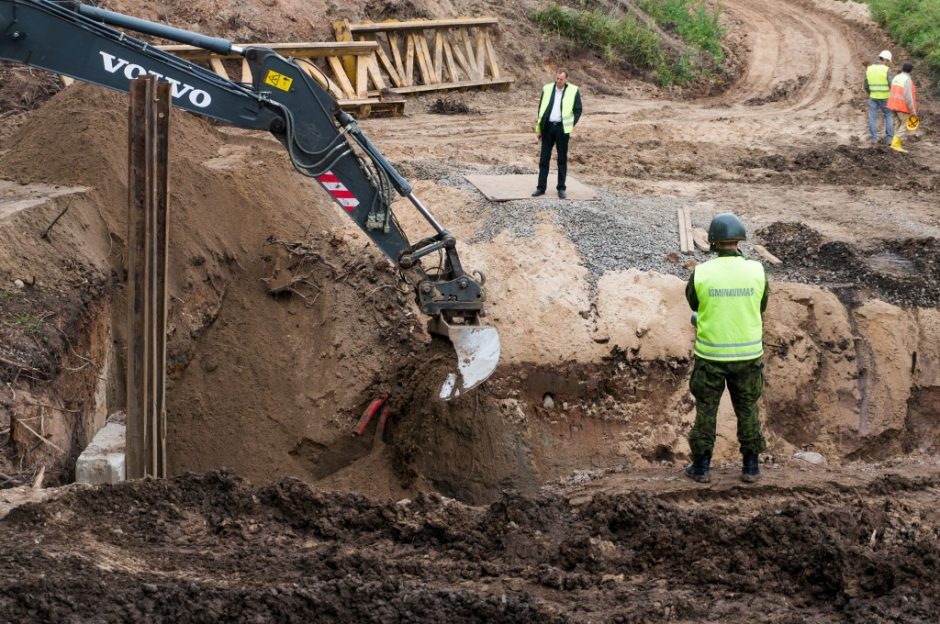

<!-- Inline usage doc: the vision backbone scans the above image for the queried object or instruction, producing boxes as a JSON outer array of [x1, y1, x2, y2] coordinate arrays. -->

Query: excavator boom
[[0, 0, 499, 398]]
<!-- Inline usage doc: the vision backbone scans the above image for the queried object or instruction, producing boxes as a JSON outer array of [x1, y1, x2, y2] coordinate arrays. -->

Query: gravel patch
[[398, 160, 777, 287]]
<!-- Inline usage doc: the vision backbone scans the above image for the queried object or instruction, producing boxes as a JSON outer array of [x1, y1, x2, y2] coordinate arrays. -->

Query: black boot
[[684, 454, 711, 483], [741, 452, 761, 483]]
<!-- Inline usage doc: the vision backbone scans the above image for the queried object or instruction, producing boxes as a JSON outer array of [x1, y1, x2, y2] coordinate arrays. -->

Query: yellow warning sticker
[[264, 70, 293, 92]]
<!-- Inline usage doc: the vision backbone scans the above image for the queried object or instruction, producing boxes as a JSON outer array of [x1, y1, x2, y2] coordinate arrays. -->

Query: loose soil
[[0, 466, 938, 622], [0, 0, 938, 621]]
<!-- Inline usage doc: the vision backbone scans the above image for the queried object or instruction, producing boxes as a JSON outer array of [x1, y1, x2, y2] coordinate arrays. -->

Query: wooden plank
[[388, 34, 406, 84], [415, 33, 435, 84], [347, 17, 499, 33], [241, 57, 252, 83], [692, 227, 710, 252], [209, 57, 229, 80], [404, 34, 415, 87], [333, 19, 352, 42], [433, 32, 444, 83], [752, 244, 783, 265], [483, 31, 500, 80], [459, 29, 479, 77], [423, 34, 438, 83], [683, 206, 694, 254], [328, 55, 358, 98], [355, 54, 369, 96], [678, 208, 690, 253], [332, 19, 358, 91], [303, 64, 345, 99], [365, 54, 386, 90], [371, 35, 402, 87], [389, 77, 513, 94], [160, 41, 378, 60], [441, 34, 458, 82], [474, 28, 487, 79], [447, 32, 474, 80]]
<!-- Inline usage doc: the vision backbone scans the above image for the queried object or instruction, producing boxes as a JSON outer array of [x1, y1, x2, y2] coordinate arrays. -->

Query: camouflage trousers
[[688, 356, 767, 460]]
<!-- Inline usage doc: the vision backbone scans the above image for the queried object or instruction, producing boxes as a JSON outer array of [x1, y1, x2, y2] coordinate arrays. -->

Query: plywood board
[[464, 174, 598, 202]]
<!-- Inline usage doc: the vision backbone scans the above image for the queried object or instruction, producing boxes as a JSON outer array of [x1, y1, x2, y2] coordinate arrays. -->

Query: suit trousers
[[537, 122, 570, 191]]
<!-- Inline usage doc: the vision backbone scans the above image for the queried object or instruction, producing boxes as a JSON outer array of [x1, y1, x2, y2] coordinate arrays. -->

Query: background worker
[[865, 50, 894, 145], [532, 69, 582, 199], [887, 62, 918, 153], [685, 214, 769, 484]]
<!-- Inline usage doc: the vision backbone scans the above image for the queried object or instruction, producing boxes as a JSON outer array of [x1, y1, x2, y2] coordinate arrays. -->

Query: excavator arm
[[0, 0, 499, 398]]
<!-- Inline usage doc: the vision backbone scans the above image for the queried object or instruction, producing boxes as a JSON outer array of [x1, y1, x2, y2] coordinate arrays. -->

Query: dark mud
[[428, 96, 479, 115], [385, 337, 538, 505], [757, 222, 940, 307], [737, 145, 938, 190], [0, 471, 938, 622]]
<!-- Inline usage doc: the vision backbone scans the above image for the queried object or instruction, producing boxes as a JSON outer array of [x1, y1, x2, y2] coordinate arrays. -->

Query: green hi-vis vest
[[693, 256, 766, 361], [866, 64, 890, 99], [536, 83, 578, 134]]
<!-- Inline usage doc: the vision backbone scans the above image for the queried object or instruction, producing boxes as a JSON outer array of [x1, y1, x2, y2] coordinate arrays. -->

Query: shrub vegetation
[[531, 1, 725, 86], [867, 0, 940, 82]]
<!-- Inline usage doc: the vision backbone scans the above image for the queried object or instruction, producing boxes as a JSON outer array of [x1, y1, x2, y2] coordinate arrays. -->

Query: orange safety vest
[[887, 73, 916, 114]]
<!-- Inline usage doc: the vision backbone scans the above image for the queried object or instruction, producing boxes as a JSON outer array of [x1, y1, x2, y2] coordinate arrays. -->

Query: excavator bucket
[[430, 317, 501, 400]]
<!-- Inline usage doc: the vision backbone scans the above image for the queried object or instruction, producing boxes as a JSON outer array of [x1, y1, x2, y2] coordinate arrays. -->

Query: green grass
[[867, 0, 940, 84], [531, 1, 725, 86], [636, 0, 725, 62], [531, 4, 662, 70]]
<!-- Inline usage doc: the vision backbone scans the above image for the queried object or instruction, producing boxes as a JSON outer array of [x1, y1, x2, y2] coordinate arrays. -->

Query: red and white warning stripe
[[316, 171, 360, 212]]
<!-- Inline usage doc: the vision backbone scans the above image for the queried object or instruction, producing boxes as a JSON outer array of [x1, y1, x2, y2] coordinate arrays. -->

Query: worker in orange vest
[[887, 62, 917, 153]]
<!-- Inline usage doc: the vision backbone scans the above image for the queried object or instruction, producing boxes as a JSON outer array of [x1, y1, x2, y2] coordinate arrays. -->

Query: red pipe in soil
[[353, 393, 389, 436]]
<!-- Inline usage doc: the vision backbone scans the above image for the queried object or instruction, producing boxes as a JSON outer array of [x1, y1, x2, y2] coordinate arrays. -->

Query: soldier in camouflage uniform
[[685, 214, 768, 483]]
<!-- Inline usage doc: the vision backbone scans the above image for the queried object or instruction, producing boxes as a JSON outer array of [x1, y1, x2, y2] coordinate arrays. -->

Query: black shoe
[[531, 189, 545, 197], [741, 452, 761, 483], [558, 189, 567, 199], [684, 455, 711, 483]]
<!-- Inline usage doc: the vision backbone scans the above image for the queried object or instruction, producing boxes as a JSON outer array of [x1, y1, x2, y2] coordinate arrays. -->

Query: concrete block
[[75, 422, 126, 485]]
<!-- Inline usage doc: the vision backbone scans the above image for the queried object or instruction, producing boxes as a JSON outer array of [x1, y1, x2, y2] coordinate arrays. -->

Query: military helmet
[[707, 213, 747, 251]]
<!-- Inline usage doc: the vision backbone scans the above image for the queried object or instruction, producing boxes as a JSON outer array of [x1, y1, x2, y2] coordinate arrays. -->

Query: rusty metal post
[[126, 77, 153, 479], [153, 81, 170, 478], [127, 76, 170, 479]]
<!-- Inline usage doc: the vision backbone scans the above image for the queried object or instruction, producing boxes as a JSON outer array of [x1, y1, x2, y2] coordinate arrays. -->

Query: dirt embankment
[[0, 84, 426, 488]]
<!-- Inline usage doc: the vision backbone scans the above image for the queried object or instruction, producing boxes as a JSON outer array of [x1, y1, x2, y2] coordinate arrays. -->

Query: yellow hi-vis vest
[[866, 64, 890, 99], [693, 256, 766, 361], [535, 83, 578, 134]]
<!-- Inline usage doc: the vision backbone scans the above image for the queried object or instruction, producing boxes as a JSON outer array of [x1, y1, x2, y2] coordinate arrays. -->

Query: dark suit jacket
[[538, 84, 583, 133]]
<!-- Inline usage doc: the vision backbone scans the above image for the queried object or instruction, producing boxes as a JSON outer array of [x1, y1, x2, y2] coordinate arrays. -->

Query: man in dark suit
[[533, 69, 583, 199]]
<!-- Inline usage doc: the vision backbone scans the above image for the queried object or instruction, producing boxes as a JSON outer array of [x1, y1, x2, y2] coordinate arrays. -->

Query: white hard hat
[[879, 50, 892, 62]]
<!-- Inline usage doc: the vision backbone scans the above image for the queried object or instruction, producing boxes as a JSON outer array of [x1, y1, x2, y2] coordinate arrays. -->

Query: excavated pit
[[1, 0, 940, 617], [1, 86, 939, 502]]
